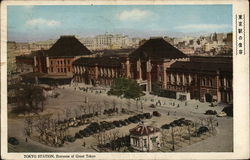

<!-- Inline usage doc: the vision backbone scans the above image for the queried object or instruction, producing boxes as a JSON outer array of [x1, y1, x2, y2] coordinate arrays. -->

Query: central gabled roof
[[129, 37, 187, 60], [47, 35, 92, 57]]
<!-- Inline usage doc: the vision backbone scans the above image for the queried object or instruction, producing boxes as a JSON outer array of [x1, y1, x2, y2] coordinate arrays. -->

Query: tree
[[24, 116, 34, 137], [171, 127, 176, 151], [108, 78, 144, 99], [9, 83, 46, 115]]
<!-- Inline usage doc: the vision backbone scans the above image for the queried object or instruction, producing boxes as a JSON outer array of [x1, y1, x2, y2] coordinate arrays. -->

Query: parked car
[[153, 111, 161, 117], [8, 137, 19, 145], [119, 120, 128, 126], [161, 124, 170, 129], [128, 117, 139, 123], [124, 119, 131, 125], [137, 114, 145, 119], [83, 128, 94, 135], [149, 104, 156, 108], [197, 126, 209, 135], [109, 123, 116, 129], [100, 121, 111, 130], [173, 120, 183, 126], [68, 136, 76, 142], [64, 135, 76, 142], [75, 132, 83, 139], [169, 122, 176, 127], [143, 113, 152, 119], [205, 110, 217, 115], [217, 111, 227, 117], [183, 120, 193, 126], [113, 121, 122, 127]]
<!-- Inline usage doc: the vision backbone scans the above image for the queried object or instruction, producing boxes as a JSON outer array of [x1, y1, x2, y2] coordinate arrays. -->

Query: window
[[51, 61, 53, 65], [57, 61, 59, 65], [144, 139, 147, 148], [57, 68, 60, 72], [173, 76, 176, 83], [51, 67, 53, 72], [186, 76, 189, 84], [68, 60, 70, 64], [68, 66, 70, 72], [64, 68, 66, 72], [209, 79, 213, 87], [202, 79, 206, 86], [227, 79, 232, 88], [61, 60, 63, 65], [180, 76, 183, 85], [220, 79, 224, 86], [61, 68, 63, 72]]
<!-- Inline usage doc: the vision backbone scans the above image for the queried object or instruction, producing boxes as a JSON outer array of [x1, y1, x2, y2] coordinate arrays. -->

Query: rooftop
[[129, 124, 160, 136], [73, 56, 122, 67], [129, 38, 187, 60], [169, 60, 232, 73], [46, 35, 93, 57]]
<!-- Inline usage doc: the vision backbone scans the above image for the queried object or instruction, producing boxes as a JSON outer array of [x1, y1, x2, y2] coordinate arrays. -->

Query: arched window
[[209, 79, 213, 87], [202, 78, 206, 86]]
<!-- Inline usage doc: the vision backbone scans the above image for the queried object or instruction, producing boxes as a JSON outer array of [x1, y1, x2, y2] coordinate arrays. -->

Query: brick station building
[[33, 35, 93, 75], [16, 36, 232, 103], [16, 35, 94, 84], [128, 37, 189, 92], [166, 56, 232, 103], [72, 37, 232, 103], [72, 56, 126, 86]]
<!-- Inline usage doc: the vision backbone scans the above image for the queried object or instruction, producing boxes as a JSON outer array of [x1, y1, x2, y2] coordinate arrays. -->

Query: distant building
[[224, 32, 233, 48], [178, 47, 195, 55], [129, 124, 161, 152], [94, 33, 131, 50], [16, 53, 34, 73], [163, 36, 174, 45]]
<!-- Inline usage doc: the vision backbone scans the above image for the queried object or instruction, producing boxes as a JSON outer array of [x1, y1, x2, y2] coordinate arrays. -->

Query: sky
[[7, 5, 232, 42]]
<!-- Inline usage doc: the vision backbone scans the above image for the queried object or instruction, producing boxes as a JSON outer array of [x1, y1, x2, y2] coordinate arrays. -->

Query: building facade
[[16, 36, 233, 103], [15, 35, 94, 84], [72, 37, 233, 103], [129, 124, 161, 152], [166, 56, 232, 103], [72, 56, 126, 86]]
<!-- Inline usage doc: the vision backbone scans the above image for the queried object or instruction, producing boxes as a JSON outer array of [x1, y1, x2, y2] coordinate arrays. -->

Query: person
[[82, 141, 86, 147], [177, 104, 180, 108], [196, 105, 199, 109], [216, 122, 219, 126], [168, 111, 170, 116], [185, 102, 187, 106], [25, 137, 28, 142], [157, 142, 160, 148]]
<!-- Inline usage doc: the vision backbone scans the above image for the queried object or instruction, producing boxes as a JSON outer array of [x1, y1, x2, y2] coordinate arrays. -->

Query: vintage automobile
[[217, 111, 227, 117], [8, 137, 19, 145]]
